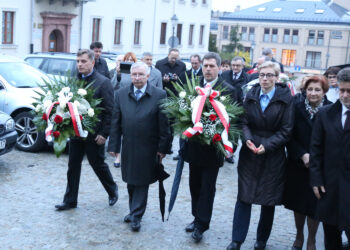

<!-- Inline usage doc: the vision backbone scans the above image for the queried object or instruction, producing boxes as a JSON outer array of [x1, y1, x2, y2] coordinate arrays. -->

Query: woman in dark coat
[[227, 61, 294, 250], [284, 75, 332, 250]]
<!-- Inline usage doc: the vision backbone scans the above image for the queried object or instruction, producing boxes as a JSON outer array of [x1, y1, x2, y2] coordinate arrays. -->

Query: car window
[[43, 58, 76, 76], [0, 62, 49, 88], [25, 57, 45, 69]]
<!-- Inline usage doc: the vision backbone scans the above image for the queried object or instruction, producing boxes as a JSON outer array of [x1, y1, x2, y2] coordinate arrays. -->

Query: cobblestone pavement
[[0, 142, 326, 250]]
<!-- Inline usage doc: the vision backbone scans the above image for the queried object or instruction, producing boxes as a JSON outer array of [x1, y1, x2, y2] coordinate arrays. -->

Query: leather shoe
[[254, 241, 266, 249], [225, 156, 234, 164], [55, 202, 77, 211], [131, 220, 141, 232], [109, 191, 118, 206], [227, 241, 241, 250], [191, 228, 203, 243], [185, 221, 195, 232], [124, 214, 132, 223]]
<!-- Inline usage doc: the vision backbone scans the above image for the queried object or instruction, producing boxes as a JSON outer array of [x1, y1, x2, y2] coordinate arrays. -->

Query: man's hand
[[313, 186, 326, 199], [157, 152, 165, 163], [109, 152, 117, 157], [246, 140, 257, 153], [256, 144, 265, 155], [301, 153, 310, 168], [95, 135, 106, 145]]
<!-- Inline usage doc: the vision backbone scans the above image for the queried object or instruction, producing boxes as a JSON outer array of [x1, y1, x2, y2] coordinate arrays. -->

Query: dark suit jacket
[[94, 57, 110, 79], [183, 76, 242, 168], [77, 70, 114, 138], [179, 68, 203, 85], [108, 83, 171, 185], [221, 70, 251, 90]]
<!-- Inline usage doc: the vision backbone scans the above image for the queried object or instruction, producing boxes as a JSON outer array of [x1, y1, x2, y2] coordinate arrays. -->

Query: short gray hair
[[262, 48, 273, 56], [337, 67, 350, 83], [130, 61, 150, 74], [258, 61, 280, 76], [202, 52, 221, 67], [77, 49, 95, 61], [142, 52, 153, 58], [190, 54, 201, 61], [232, 56, 244, 64]]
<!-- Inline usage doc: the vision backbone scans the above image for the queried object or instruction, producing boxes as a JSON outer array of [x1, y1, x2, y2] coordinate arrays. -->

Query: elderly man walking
[[310, 67, 350, 249], [108, 62, 171, 232]]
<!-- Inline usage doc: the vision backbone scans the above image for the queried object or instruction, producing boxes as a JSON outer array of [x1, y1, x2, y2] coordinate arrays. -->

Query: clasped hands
[[108, 152, 166, 163], [246, 140, 265, 154]]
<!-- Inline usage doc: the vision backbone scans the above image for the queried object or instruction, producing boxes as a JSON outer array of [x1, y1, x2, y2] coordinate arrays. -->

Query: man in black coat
[[108, 62, 171, 232], [221, 56, 251, 95], [55, 49, 118, 211], [179, 54, 203, 84], [155, 48, 186, 96], [310, 67, 350, 250], [182, 52, 242, 243], [90, 41, 110, 79]]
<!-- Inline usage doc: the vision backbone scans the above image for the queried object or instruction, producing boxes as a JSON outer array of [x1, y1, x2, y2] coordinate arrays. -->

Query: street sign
[[168, 36, 179, 48], [294, 65, 301, 72]]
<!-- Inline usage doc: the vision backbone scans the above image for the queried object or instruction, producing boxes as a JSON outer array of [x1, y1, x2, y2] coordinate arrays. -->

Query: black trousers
[[63, 138, 117, 205], [323, 223, 342, 250], [189, 164, 219, 232], [127, 184, 149, 222]]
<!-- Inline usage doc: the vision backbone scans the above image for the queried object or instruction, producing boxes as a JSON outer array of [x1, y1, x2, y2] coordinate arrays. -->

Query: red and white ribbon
[[44, 101, 88, 142], [183, 85, 233, 156]]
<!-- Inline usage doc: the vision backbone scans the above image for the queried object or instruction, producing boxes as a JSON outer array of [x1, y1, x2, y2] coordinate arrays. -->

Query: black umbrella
[[156, 155, 170, 222], [167, 155, 185, 220]]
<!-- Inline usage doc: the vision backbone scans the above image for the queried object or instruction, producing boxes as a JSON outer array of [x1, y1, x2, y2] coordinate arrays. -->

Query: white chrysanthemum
[[88, 108, 94, 117], [179, 91, 186, 99], [74, 100, 80, 107], [35, 104, 42, 112], [220, 96, 226, 101], [78, 89, 87, 96], [43, 100, 52, 108]]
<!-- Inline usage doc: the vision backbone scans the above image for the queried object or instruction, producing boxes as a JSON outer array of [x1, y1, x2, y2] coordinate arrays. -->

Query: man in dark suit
[[310, 67, 350, 250], [221, 56, 251, 92], [155, 48, 186, 96], [55, 49, 118, 211], [141, 52, 163, 89], [108, 62, 171, 232], [179, 54, 203, 84], [90, 41, 110, 79], [183, 52, 242, 243]]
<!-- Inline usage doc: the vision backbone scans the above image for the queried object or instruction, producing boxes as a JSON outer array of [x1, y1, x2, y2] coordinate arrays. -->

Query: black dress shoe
[[185, 221, 195, 232], [225, 156, 234, 164], [227, 241, 241, 250], [254, 241, 266, 250], [109, 191, 118, 206], [124, 214, 132, 223], [173, 155, 180, 160], [55, 202, 77, 211], [291, 246, 302, 250], [191, 228, 203, 243], [131, 220, 141, 232]]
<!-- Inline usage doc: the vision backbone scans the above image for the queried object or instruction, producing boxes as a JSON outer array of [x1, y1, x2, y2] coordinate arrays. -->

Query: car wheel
[[14, 111, 46, 152]]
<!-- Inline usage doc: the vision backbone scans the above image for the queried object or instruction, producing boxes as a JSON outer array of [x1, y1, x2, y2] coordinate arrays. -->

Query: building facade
[[0, 0, 211, 59], [212, 0, 350, 71]]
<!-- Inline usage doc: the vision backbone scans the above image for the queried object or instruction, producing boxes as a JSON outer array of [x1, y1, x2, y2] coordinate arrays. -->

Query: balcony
[[36, 0, 82, 6]]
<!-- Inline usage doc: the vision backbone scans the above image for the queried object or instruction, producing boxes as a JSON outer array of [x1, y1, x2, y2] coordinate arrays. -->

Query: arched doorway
[[48, 29, 64, 52]]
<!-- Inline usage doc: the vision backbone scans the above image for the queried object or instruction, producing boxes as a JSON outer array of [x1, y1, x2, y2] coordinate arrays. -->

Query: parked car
[[0, 111, 17, 156], [0, 55, 50, 152], [24, 52, 77, 79]]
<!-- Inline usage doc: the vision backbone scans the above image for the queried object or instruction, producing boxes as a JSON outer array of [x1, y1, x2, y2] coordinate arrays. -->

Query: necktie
[[135, 89, 142, 101], [345, 110, 350, 130], [234, 73, 238, 80]]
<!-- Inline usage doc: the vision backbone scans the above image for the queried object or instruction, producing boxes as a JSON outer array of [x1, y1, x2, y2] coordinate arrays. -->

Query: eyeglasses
[[259, 73, 276, 78], [327, 76, 337, 79]]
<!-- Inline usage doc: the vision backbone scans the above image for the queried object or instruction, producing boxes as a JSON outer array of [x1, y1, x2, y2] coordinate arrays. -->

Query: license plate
[[0, 139, 5, 149]]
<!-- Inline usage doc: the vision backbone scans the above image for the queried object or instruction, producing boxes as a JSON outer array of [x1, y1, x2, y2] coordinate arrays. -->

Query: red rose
[[54, 115, 63, 124], [212, 134, 222, 143], [209, 114, 217, 121], [42, 113, 48, 121], [79, 115, 83, 121], [53, 131, 60, 138]]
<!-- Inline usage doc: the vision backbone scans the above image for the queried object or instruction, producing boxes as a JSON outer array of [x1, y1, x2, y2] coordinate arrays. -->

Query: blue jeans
[[231, 199, 275, 243]]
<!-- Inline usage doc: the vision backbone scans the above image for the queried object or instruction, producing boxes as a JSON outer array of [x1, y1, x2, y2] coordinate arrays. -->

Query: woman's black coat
[[283, 96, 332, 216], [237, 83, 294, 206]]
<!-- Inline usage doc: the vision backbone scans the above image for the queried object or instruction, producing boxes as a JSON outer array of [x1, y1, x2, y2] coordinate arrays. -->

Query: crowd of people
[[53, 41, 350, 250]]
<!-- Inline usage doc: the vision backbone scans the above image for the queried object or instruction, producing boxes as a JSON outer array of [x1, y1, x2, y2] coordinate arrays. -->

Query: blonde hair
[[258, 61, 280, 77]]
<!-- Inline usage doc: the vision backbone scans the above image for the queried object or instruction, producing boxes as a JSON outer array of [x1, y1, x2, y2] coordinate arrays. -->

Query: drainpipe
[[346, 30, 350, 63], [151, 0, 157, 54], [325, 30, 331, 69], [30, 0, 34, 53]]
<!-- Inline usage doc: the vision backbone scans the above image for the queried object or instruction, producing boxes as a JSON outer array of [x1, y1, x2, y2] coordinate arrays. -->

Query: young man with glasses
[[324, 66, 341, 103]]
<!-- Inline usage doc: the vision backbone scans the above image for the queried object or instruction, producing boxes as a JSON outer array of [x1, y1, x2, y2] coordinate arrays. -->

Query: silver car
[[0, 56, 49, 152]]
